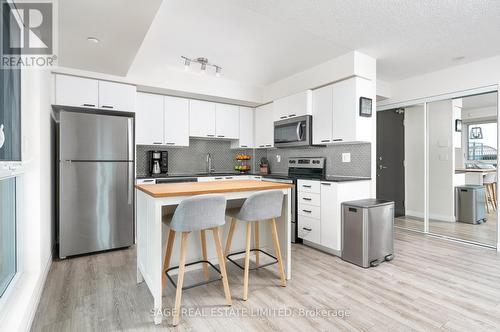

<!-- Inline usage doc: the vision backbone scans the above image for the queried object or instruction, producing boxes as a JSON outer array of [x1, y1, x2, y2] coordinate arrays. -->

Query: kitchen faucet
[[206, 153, 214, 174]]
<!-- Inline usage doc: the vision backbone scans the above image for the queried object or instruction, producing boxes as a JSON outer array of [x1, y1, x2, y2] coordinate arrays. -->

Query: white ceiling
[[461, 92, 498, 110], [58, 0, 162, 76], [59, 0, 500, 85]]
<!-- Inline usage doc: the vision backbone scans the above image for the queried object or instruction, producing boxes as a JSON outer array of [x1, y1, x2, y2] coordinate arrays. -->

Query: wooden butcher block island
[[135, 179, 293, 325], [136, 179, 293, 198]]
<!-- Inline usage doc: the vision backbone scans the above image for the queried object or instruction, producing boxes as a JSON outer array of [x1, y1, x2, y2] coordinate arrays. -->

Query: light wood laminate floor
[[395, 213, 498, 246], [31, 229, 500, 331]]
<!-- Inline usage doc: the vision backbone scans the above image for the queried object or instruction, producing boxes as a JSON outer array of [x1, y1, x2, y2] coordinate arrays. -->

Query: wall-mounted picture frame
[[455, 119, 462, 132], [359, 97, 372, 117]]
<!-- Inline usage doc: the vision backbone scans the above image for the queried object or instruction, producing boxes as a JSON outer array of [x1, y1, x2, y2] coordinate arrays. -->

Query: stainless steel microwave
[[274, 115, 312, 148]]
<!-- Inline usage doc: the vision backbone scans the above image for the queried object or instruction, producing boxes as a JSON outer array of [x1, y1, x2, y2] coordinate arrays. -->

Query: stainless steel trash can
[[341, 199, 394, 268], [455, 185, 486, 224]]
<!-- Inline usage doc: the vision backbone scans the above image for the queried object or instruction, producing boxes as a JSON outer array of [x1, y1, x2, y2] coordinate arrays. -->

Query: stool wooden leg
[[200, 230, 209, 281], [212, 227, 232, 306], [172, 232, 189, 327], [485, 191, 490, 214], [162, 229, 176, 289], [243, 222, 252, 301], [492, 182, 497, 207], [224, 218, 237, 258], [492, 183, 497, 210], [270, 218, 286, 287], [254, 222, 260, 267]]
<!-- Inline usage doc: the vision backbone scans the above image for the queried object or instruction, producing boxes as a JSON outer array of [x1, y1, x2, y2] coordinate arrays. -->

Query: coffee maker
[[148, 151, 168, 176]]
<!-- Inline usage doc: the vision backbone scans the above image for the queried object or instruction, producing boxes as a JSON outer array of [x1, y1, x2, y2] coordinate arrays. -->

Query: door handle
[[379, 165, 388, 170], [302, 227, 312, 231], [127, 162, 133, 205]]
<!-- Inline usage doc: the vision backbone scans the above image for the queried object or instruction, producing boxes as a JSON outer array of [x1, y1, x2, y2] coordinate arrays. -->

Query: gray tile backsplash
[[136, 139, 371, 178], [136, 139, 257, 177], [265, 143, 371, 177]]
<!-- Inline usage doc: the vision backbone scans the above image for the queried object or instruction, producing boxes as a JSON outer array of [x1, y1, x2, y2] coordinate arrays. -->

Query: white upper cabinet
[[312, 84, 334, 144], [215, 103, 239, 139], [55, 74, 99, 108], [232, 106, 254, 148], [136, 93, 189, 147], [189, 100, 216, 138], [136, 92, 164, 145], [54, 74, 136, 112], [164, 96, 189, 146], [98, 81, 136, 112], [273, 90, 312, 121], [312, 77, 373, 144], [254, 103, 274, 148]]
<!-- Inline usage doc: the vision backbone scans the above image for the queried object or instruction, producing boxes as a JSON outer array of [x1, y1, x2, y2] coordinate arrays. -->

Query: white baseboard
[[24, 255, 52, 331], [405, 210, 455, 222]]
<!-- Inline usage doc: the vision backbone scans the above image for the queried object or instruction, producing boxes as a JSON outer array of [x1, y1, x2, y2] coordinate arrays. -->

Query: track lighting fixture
[[181, 56, 222, 77]]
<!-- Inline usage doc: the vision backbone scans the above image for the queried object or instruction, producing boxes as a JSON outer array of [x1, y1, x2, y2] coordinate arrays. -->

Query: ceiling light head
[[181, 56, 221, 77], [182, 56, 191, 71], [87, 37, 100, 44]]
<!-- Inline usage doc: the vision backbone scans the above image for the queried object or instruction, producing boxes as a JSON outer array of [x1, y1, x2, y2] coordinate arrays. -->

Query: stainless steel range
[[262, 157, 325, 243]]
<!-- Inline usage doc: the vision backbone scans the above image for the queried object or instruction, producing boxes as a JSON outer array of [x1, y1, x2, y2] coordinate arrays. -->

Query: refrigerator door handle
[[127, 118, 133, 161], [127, 162, 133, 205]]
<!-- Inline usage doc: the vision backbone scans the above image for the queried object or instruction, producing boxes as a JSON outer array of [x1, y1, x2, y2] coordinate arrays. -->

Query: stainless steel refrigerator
[[58, 110, 134, 258]]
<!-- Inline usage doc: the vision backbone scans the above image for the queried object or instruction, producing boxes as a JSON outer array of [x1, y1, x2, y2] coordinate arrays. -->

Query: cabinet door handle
[[288, 114, 296, 118], [217, 135, 225, 138], [280, 116, 287, 119], [302, 227, 312, 231], [101, 105, 114, 109], [153, 142, 162, 145], [259, 145, 265, 147], [332, 138, 343, 142], [321, 182, 331, 186], [302, 209, 312, 213], [240, 145, 248, 148], [266, 144, 272, 147], [143, 180, 155, 183], [321, 139, 331, 143], [166, 142, 175, 145], [215, 177, 223, 180], [302, 185, 312, 188], [207, 134, 215, 137], [82, 103, 95, 107], [225, 177, 233, 179], [302, 197, 312, 201]]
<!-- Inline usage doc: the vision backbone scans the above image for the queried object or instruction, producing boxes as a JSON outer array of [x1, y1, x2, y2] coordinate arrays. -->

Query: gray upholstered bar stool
[[224, 190, 286, 301], [162, 194, 232, 326]]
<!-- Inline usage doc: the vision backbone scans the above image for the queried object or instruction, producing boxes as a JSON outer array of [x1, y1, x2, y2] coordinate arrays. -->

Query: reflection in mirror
[[429, 92, 497, 246], [376, 104, 425, 232]]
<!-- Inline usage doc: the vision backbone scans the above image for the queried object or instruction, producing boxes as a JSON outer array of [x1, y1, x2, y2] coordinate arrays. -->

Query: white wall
[[0, 69, 53, 331], [462, 105, 497, 121], [263, 51, 376, 102], [404, 104, 425, 218]]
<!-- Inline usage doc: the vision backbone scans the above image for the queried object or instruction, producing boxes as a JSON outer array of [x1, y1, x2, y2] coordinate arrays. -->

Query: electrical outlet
[[276, 154, 281, 163], [342, 153, 351, 163]]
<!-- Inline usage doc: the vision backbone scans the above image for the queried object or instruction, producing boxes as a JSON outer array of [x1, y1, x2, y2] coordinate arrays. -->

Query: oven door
[[274, 115, 311, 148]]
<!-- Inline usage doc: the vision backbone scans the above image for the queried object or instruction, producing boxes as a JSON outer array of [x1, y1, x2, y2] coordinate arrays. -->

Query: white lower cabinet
[[197, 175, 252, 182], [297, 179, 371, 255]]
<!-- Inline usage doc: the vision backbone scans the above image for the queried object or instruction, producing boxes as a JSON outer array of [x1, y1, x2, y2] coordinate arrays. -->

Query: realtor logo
[[1, 1, 57, 68]]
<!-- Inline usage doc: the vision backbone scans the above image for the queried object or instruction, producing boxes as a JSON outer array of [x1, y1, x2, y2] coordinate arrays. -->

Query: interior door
[[376, 110, 405, 216]]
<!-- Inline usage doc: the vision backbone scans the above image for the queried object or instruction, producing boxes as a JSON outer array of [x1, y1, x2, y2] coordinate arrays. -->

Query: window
[[467, 122, 498, 161], [0, 177, 16, 297]]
